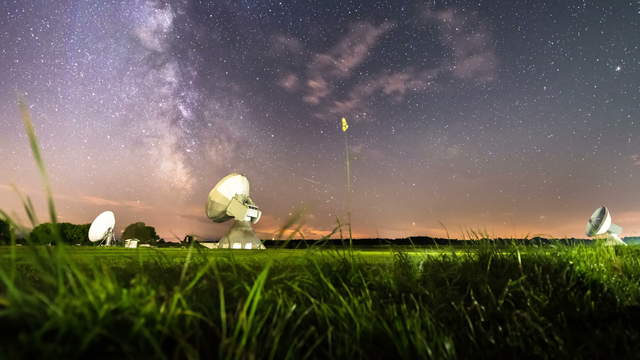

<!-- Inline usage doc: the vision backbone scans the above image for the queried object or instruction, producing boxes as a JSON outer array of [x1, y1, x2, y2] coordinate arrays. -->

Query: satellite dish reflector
[[206, 173, 265, 250], [88, 211, 116, 246], [585, 206, 625, 245]]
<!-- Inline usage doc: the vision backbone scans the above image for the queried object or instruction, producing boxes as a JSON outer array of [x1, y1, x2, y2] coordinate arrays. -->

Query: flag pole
[[341, 117, 352, 243]]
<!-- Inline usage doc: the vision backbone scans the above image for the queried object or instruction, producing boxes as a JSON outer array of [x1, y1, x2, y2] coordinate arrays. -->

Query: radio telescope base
[[217, 221, 266, 250], [605, 233, 627, 246]]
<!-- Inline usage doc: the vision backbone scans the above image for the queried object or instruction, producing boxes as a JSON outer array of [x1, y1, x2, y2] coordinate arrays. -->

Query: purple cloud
[[303, 21, 394, 104], [424, 7, 498, 82]]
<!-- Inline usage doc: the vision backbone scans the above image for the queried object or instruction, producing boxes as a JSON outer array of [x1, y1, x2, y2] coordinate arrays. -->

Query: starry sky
[[1, 0, 639, 240]]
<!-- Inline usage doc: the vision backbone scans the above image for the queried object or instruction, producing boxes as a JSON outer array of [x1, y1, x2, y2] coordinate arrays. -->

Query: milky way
[[1, 1, 639, 239]]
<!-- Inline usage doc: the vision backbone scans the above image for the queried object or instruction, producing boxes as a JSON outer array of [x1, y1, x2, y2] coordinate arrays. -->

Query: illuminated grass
[[1, 245, 640, 358]]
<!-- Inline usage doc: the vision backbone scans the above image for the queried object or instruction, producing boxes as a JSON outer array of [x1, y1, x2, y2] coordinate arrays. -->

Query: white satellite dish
[[88, 211, 116, 246], [585, 206, 626, 246], [206, 173, 265, 250]]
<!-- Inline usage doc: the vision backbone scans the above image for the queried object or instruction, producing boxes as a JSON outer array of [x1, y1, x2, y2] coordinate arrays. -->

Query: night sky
[[1, 0, 639, 240]]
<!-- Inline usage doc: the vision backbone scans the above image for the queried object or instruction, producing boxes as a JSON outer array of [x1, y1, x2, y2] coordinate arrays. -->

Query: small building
[[124, 239, 139, 248]]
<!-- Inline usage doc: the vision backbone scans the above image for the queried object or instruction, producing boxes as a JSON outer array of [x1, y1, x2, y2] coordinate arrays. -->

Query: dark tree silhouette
[[29, 223, 91, 245], [0, 218, 11, 245], [121, 222, 161, 245]]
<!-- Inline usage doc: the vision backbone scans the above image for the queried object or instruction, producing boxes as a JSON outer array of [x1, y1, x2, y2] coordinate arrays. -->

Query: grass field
[[2, 244, 640, 359]]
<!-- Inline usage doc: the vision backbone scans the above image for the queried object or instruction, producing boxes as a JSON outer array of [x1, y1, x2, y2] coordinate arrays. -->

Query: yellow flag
[[341, 117, 349, 132]]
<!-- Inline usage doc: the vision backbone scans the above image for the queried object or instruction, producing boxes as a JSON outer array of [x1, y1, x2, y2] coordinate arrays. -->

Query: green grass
[[2, 245, 640, 359]]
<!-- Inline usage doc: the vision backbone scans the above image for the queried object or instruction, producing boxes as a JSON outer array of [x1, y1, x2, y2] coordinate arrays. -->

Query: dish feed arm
[[226, 195, 261, 223]]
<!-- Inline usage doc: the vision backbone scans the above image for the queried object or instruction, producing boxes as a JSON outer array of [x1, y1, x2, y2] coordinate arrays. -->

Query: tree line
[[0, 219, 165, 246]]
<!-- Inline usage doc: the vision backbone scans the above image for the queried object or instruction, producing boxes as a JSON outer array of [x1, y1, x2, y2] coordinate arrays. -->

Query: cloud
[[290, 7, 496, 122], [310, 21, 394, 77], [327, 68, 441, 117], [303, 21, 394, 104], [80, 195, 151, 210], [272, 8, 498, 122], [271, 34, 304, 57], [278, 73, 299, 91], [178, 213, 212, 225], [121, 200, 151, 210], [303, 78, 331, 105], [2, 191, 151, 211], [423, 7, 498, 82], [81, 196, 121, 207]]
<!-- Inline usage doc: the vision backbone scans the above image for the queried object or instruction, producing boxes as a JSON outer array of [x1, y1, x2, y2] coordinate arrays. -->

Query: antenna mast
[[341, 117, 352, 242]]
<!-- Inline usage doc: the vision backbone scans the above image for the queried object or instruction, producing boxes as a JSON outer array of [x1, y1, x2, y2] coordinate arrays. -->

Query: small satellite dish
[[88, 211, 116, 246], [206, 173, 265, 250], [585, 206, 626, 246]]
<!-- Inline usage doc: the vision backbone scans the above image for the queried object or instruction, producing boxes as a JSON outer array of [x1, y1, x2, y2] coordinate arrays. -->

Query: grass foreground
[[1, 244, 640, 359]]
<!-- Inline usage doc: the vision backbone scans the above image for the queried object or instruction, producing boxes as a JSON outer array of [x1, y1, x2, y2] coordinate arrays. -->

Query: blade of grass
[[18, 97, 57, 225]]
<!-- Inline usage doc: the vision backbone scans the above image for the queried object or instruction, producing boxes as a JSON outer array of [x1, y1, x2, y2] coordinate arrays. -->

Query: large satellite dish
[[88, 210, 116, 246], [585, 206, 626, 246], [206, 173, 265, 249]]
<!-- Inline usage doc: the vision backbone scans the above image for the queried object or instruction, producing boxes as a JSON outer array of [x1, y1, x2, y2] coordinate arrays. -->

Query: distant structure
[[198, 241, 218, 249], [182, 234, 199, 245], [585, 206, 626, 246], [124, 239, 139, 248], [206, 173, 265, 250], [88, 211, 116, 246], [182, 234, 217, 249]]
